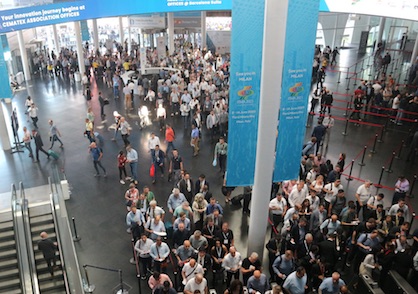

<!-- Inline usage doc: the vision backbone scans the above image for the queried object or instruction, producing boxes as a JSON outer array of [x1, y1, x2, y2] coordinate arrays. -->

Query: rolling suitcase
[[48, 149, 59, 160]]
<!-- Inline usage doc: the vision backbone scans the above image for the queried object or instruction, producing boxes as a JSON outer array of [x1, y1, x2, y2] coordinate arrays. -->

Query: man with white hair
[[241, 252, 262, 285], [189, 230, 208, 251], [167, 188, 186, 214], [146, 200, 165, 221]]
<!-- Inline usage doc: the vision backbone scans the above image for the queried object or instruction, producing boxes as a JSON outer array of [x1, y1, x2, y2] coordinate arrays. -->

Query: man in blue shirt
[[126, 145, 138, 185], [283, 267, 307, 294], [319, 272, 345, 294], [89, 142, 106, 177], [247, 270, 269, 294], [167, 188, 187, 214], [191, 124, 200, 156], [150, 237, 170, 274]]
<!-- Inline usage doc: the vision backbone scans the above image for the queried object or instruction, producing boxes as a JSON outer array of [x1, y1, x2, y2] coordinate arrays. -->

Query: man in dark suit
[[318, 234, 339, 275], [289, 217, 308, 252], [178, 172, 194, 203], [32, 129, 49, 162], [152, 145, 165, 184], [309, 204, 327, 233], [195, 174, 210, 194], [369, 204, 386, 225], [202, 185, 213, 202], [193, 247, 212, 278], [38, 231, 57, 275]]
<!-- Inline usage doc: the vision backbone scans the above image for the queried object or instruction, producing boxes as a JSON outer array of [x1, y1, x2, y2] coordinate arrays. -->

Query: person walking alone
[[48, 119, 63, 149]]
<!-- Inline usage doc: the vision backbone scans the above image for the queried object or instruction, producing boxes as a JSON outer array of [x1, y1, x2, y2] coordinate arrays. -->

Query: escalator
[[0, 213, 22, 294], [29, 203, 66, 294]]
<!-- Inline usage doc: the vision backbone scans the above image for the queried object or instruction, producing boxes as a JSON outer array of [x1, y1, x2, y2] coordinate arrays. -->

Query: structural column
[[411, 34, 418, 64], [331, 13, 338, 49], [74, 21, 85, 76], [201, 11, 207, 50], [119, 17, 124, 45], [92, 19, 99, 52], [17, 30, 31, 81], [0, 102, 11, 150], [52, 24, 60, 52], [247, 0, 287, 256], [167, 12, 175, 55], [376, 17, 386, 50]]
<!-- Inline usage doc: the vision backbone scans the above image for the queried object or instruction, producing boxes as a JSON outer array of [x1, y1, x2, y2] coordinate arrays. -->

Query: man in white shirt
[[222, 246, 242, 287], [170, 88, 180, 116], [355, 180, 372, 220], [182, 259, 204, 284], [389, 199, 411, 222], [184, 273, 208, 294], [322, 179, 343, 210], [148, 132, 161, 160], [135, 234, 154, 279], [181, 90, 192, 104], [206, 110, 219, 142], [269, 192, 288, 229], [288, 181, 308, 208]]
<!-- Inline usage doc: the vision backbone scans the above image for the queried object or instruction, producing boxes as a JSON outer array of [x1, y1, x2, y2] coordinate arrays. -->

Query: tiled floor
[[0, 47, 417, 293]]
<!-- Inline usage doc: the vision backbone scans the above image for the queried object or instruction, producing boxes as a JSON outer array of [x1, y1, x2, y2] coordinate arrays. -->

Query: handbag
[[104, 98, 110, 105], [150, 164, 155, 178], [212, 157, 217, 167]]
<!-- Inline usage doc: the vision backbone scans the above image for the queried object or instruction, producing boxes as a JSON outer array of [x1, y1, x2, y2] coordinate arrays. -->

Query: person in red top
[[354, 86, 364, 97], [118, 150, 130, 184], [165, 123, 176, 156]]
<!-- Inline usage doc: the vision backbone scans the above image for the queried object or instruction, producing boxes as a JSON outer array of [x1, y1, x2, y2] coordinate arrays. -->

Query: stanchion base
[[358, 163, 366, 166], [84, 284, 96, 293], [342, 132, 348, 136], [370, 150, 376, 154], [346, 177, 353, 181], [377, 140, 384, 143], [385, 169, 393, 173], [73, 236, 81, 242]]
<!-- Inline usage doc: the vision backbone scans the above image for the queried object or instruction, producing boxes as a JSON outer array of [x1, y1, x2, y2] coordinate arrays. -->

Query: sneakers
[[94, 173, 100, 177], [141, 276, 147, 280], [120, 180, 125, 184], [125, 177, 132, 181], [103, 173, 107, 177], [126, 228, 131, 233]]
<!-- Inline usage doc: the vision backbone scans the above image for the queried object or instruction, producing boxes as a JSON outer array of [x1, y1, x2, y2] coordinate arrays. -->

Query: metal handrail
[[49, 168, 84, 294], [19, 182, 40, 294], [48, 177, 71, 294]]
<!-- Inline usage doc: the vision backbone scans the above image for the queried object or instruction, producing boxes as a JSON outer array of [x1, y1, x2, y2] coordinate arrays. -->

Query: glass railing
[[49, 166, 84, 294]]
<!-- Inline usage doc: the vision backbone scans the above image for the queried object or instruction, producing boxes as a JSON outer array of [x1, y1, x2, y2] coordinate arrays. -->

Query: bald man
[[319, 272, 346, 294], [247, 270, 270, 294], [184, 273, 208, 294], [38, 231, 58, 275]]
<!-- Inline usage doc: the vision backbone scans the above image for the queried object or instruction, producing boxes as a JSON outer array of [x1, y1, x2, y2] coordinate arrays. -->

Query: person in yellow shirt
[[123, 60, 131, 72]]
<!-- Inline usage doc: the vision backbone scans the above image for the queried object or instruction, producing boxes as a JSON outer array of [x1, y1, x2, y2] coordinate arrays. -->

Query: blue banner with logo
[[273, 0, 320, 182], [226, 0, 264, 186], [0, 36, 12, 99]]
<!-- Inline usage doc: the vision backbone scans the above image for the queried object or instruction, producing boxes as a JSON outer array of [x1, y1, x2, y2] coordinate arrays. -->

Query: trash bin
[[74, 72, 81, 82]]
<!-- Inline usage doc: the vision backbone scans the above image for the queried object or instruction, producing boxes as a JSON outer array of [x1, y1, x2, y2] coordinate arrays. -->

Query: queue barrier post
[[385, 151, 396, 173], [358, 146, 367, 166], [395, 140, 404, 159], [370, 133, 378, 154], [377, 166, 385, 187], [346, 159, 355, 181], [409, 175, 417, 199], [342, 119, 349, 136]]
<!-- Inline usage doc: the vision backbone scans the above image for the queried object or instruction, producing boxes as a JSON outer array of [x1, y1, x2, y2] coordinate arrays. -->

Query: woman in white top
[[192, 193, 208, 231], [359, 253, 380, 277], [310, 175, 324, 196]]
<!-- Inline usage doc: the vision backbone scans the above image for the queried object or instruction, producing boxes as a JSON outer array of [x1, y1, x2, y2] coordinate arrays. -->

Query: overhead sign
[[174, 17, 201, 28], [129, 14, 166, 29], [0, 0, 230, 34]]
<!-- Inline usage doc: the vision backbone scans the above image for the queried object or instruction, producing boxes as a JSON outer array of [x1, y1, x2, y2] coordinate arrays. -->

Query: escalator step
[[0, 277, 21, 291], [0, 230, 15, 242], [0, 268, 19, 281], [0, 249, 17, 261], [0, 258, 18, 270], [0, 239, 17, 251], [0, 221, 14, 233]]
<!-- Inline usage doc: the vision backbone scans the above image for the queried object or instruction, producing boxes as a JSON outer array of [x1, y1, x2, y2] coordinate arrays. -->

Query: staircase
[[0, 212, 22, 294], [29, 204, 66, 294]]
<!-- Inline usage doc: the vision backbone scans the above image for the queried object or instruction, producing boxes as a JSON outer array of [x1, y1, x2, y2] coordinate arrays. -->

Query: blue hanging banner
[[226, 0, 265, 186], [273, 0, 320, 182], [0, 35, 12, 99], [80, 20, 90, 42]]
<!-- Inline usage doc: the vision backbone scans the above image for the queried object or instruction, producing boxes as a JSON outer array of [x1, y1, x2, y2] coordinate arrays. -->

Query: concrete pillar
[[331, 14, 338, 49], [167, 12, 175, 55], [17, 30, 31, 82], [119, 17, 124, 45], [52, 24, 60, 52], [376, 17, 386, 50], [92, 19, 99, 53], [411, 34, 418, 64], [74, 21, 85, 76], [0, 101, 11, 150], [247, 0, 287, 256], [128, 25, 132, 54], [201, 11, 207, 50]]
